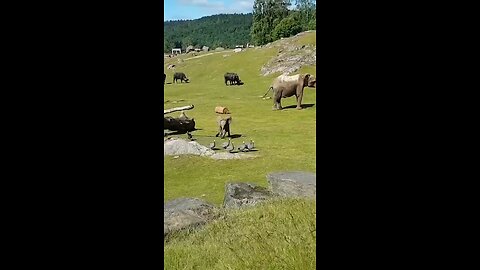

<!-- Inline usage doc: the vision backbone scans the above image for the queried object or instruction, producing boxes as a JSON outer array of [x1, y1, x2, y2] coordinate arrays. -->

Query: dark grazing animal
[[173, 72, 189, 83], [224, 72, 243, 86]]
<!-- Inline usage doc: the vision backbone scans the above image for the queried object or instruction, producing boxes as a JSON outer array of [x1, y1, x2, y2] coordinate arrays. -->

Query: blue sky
[[164, 0, 255, 21]]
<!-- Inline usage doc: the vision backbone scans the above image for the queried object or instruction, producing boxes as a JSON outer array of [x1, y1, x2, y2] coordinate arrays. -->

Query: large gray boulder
[[164, 198, 217, 237], [266, 171, 316, 199], [223, 182, 274, 208], [164, 139, 215, 157]]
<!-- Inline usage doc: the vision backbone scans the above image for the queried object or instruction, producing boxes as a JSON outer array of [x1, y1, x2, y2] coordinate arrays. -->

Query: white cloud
[[178, 0, 223, 8], [177, 0, 254, 14]]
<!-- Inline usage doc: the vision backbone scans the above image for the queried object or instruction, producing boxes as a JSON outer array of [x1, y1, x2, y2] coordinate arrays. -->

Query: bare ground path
[[182, 50, 234, 61]]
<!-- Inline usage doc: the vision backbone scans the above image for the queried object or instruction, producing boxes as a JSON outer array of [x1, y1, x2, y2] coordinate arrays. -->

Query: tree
[[295, 0, 316, 31], [272, 14, 303, 40], [251, 0, 291, 45], [307, 18, 316, 30]]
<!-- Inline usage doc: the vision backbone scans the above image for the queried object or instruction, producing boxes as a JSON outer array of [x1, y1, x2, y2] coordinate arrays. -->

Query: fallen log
[[164, 105, 196, 134], [164, 104, 194, 114]]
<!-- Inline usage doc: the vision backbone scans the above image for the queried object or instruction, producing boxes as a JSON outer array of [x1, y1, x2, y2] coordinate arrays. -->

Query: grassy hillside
[[164, 31, 316, 206], [164, 31, 317, 270], [164, 198, 316, 270]]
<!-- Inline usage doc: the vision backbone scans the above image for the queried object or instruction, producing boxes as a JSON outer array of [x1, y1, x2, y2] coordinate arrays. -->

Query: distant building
[[202, 46, 209, 52], [171, 48, 181, 55], [186, 45, 194, 53]]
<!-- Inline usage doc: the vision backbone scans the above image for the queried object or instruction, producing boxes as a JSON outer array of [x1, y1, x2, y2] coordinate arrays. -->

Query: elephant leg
[[220, 121, 226, 138], [226, 124, 231, 137], [216, 120, 223, 137], [296, 89, 304, 110], [221, 123, 225, 137], [273, 89, 282, 110]]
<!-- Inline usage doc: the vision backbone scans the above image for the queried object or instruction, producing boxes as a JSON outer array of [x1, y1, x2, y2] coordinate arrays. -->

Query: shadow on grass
[[282, 103, 315, 110], [164, 128, 202, 136], [213, 134, 242, 139]]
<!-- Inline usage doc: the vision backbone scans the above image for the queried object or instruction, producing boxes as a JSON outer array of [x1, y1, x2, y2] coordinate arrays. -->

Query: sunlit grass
[[164, 31, 317, 270], [164, 31, 316, 206], [164, 198, 316, 270]]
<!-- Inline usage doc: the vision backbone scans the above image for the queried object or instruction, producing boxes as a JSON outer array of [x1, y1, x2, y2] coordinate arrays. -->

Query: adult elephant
[[262, 73, 311, 110]]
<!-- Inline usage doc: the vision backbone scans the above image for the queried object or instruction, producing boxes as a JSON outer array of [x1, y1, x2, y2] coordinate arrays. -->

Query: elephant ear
[[302, 73, 311, 86]]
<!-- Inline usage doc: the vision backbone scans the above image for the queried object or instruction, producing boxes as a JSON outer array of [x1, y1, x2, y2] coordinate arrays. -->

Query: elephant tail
[[262, 86, 273, 98]]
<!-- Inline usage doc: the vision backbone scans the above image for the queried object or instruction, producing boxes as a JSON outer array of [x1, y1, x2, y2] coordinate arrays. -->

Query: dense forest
[[164, 14, 253, 53], [163, 0, 316, 53]]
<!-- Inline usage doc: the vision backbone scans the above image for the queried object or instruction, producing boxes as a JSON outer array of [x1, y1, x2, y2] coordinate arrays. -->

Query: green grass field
[[164, 32, 316, 269], [164, 198, 316, 270], [164, 32, 316, 205]]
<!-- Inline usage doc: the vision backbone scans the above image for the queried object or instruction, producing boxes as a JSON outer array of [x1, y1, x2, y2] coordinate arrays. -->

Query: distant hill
[[164, 13, 253, 53]]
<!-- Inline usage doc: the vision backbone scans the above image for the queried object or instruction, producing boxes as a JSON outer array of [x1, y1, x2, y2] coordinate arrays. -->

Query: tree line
[[163, 0, 316, 53], [164, 14, 253, 53], [252, 0, 316, 45]]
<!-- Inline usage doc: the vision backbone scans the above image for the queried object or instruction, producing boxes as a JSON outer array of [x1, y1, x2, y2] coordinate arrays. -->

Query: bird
[[222, 138, 231, 149], [209, 140, 216, 150], [237, 141, 246, 152], [226, 141, 234, 152], [246, 140, 255, 150]]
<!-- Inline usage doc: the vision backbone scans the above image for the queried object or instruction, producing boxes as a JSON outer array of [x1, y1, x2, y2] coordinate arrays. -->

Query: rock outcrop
[[164, 198, 218, 237], [260, 31, 316, 76], [164, 139, 215, 157], [267, 171, 316, 199], [223, 182, 274, 208], [164, 139, 258, 159], [164, 171, 316, 238]]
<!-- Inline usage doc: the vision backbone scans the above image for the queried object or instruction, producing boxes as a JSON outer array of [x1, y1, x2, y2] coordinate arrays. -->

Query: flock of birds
[[209, 138, 255, 153]]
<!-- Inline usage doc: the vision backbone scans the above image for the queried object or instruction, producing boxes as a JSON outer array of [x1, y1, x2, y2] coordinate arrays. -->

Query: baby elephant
[[215, 115, 232, 139]]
